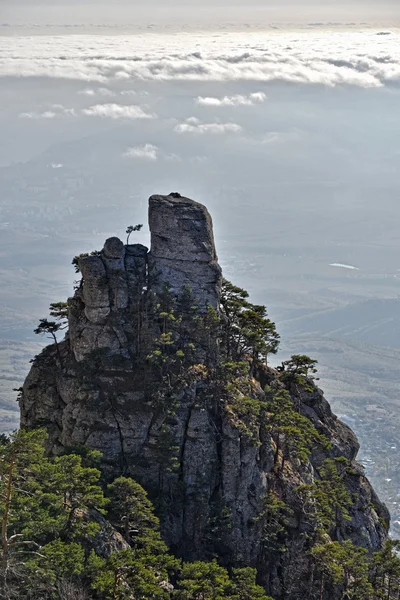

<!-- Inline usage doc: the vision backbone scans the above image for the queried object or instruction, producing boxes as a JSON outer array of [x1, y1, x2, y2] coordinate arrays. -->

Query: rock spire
[[148, 194, 222, 309], [68, 193, 221, 362]]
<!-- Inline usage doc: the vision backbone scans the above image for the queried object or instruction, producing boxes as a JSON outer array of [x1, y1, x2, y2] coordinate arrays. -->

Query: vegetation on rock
[[0, 428, 399, 599]]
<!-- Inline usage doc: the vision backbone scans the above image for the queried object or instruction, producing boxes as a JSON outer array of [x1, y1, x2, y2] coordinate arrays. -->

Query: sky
[[2, 0, 399, 27]]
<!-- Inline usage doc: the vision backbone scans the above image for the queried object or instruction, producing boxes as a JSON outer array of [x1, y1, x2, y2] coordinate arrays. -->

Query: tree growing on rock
[[34, 318, 65, 367], [49, 301, 68, 322], [126, 224, 143, 245], [279, 355, 319, 387], [265, 387, 329, 473], [298, 457, 353, 536], [220, 279, 280, 370]]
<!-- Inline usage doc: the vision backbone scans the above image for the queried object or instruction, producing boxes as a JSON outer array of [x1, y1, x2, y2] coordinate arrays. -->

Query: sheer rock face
[[20, 193, 389, 600], [148, 194, 222, 309], [68, 241, 148, 362]]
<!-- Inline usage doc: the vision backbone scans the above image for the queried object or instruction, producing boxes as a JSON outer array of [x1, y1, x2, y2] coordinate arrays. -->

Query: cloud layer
[[82, 103, 155, 119], [175, 117, 242, 134], [123, 144, 159, 160], [1, 30, 400, 88], [196, 92, 267, 106], [19, 104, 77, 119]]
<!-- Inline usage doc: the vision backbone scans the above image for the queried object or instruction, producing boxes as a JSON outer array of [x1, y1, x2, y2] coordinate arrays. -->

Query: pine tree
[[220, 279, 280, 368], [265, 388, 329, 472]]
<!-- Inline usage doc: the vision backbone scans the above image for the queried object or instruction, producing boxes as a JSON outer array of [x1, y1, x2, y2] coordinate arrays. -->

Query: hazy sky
[[4, 0, 398, 4], [2, 0, 400, 26]]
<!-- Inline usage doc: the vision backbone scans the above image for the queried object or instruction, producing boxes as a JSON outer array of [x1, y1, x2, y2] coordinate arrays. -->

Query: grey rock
[[103, 237, 125, 259], [77, 508, 130, 558], [148, 194, 222, 309], [79, 256, 109, 315]]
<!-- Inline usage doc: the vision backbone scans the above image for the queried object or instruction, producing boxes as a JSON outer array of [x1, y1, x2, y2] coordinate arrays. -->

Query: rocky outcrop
[[69, 240, 148, 362], [19, 193, 389, 600], [148, 194, 222, 309], [67, 194, 221, 364]]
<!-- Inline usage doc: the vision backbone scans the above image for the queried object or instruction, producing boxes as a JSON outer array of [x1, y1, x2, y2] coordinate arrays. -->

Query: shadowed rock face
[[68, 241, 147, 362], [149, 194, 222, 309]]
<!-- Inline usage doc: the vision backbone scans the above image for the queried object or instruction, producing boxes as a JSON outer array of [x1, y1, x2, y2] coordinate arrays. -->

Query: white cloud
[[123, 145, 182, 161], [51, 104, 77, 116], [175, 118, 242, 135], [20, 111, 57, 119], [329, 263, 360, 270], [120, 90, 138, 96], [121, 90, 149, 97], [79, 87, 116, 97], [123, 144, 159, 160], [1, 31, 400, 88], [196, 92, 267, 106], [78, 88, 96, 96], [97, 87, 116, 97], [19, 104, 76, 119], [80, 88, 145, 98], [82, 103, 155, 119]]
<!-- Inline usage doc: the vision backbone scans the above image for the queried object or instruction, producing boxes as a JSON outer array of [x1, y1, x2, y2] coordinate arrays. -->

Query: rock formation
[[148, 194, 221, 309], [20, 193, 389, 600]]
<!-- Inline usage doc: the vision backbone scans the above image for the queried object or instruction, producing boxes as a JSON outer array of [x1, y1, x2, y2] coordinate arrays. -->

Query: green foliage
[[220, 279, 280, 367], [298, 457, 353, 534], [107, 477, 168, 552], [174, 560, 231, 599], [229, 567, 273, 600], [265, 388, 330, 472], [225, 388, 264, 442], [49, 301, 68, 322], [90, 477, 179, 599], [205, 503, 233, 557], [34, 315, 67, 367], [0, 429, 49, 567], [279, 355, 319, 391], [174, 561, 273, 600], [0, 427, 397, 600], [311, 539, 373, 600], [43, 539, 85, 578], [50, 453, 108, 535], [88, 548, 177, 600], [146, 286, 200, 390], [209, 361, 262, 443], [371, 539, 400, 599], [257, 491, 292, 555], [126, 223, 143, 244], [0, 430, 107, 597], [34, 318, 63, 339], [60, 445, 102, 468]]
